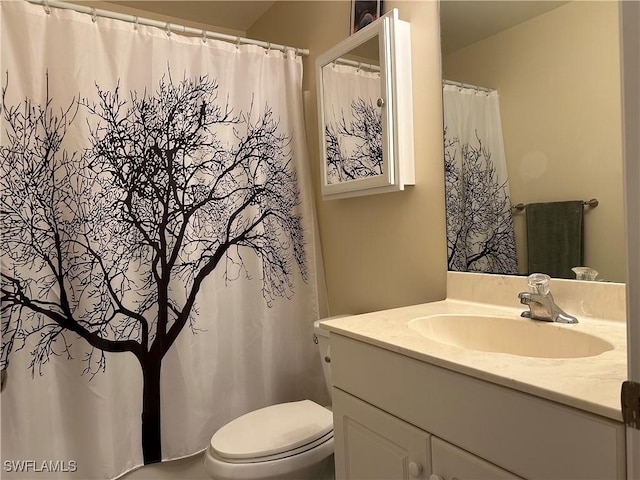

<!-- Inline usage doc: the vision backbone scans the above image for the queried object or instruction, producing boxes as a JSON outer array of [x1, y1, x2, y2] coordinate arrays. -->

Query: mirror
[[316, 8, 414, 200], [440, 0, 626, 282]]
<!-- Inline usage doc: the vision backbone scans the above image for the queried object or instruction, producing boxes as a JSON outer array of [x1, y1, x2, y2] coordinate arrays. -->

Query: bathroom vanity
[[321, 272, 628, 479]]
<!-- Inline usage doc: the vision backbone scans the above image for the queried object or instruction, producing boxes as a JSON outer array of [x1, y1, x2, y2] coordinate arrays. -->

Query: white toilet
[[203, 320, 335, 480]]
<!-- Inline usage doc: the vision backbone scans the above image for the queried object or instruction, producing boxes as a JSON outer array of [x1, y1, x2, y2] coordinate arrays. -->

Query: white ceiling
[[108, 1, 567, 52]]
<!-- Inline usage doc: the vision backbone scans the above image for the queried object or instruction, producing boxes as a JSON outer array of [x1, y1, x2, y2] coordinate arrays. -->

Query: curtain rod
[[26, 0, 310, 56], [443, 79, 495, 94], [334, 57, 380, 72]]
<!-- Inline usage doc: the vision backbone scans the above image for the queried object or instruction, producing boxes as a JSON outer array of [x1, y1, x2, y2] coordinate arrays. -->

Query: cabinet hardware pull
[[409, 461, 423, 477]]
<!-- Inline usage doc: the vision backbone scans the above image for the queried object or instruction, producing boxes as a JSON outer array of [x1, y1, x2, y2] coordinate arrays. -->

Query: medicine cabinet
[[316, 8, 414, 200]]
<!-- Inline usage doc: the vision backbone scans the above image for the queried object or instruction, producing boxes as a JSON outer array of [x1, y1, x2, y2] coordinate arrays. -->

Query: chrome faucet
[[518, 273, 578, 324]]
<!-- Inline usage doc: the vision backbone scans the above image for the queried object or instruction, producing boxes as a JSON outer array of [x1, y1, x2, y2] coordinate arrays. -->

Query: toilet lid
[[210, 400, 333, 461]]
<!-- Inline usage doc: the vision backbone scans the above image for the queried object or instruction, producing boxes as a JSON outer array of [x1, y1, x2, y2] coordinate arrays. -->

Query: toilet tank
[[313, 315, 351, 402]]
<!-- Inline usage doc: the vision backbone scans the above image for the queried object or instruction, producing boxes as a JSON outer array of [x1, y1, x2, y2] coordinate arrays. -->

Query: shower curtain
[[321, 63, 382, 183], [0, 1, 325, 479], [443, 84, 518, 274]]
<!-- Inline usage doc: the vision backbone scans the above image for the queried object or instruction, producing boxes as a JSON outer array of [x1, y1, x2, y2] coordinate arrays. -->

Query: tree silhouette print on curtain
[[325, 97, 382, 183], [444, 128, 517, 273], [0, 70, 306, 464]]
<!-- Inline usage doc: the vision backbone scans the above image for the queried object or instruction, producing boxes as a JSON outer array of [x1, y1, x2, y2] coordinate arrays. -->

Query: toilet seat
[[204, 432, 334, 480], [210, 400, 333, 464]]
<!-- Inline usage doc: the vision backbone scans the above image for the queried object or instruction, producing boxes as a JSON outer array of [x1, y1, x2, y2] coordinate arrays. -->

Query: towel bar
[[512, 198, 598, 212]]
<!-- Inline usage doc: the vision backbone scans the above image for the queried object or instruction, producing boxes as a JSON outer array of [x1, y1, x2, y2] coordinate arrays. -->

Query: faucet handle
[[527, 273, 550, 295]]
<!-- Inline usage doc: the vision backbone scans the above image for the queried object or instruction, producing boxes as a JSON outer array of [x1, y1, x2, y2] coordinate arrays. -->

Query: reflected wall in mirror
[[316, 8, 414, 200], [440, 0, 626, 282]]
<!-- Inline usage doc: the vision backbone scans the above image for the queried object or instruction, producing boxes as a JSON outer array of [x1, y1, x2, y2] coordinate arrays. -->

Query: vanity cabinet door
[[430, 437, 523, 480], [332, 387, 430, 480]]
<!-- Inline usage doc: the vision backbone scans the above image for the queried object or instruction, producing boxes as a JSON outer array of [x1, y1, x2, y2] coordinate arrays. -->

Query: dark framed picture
[[350, 0, 383, 35]]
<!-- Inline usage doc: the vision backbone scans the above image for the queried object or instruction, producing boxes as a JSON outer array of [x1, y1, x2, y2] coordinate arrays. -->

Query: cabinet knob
[[377, 97, 385, 107], [428, 475, 443, 480], [409, 461, 423, 477], [324, 356, 331, 363]]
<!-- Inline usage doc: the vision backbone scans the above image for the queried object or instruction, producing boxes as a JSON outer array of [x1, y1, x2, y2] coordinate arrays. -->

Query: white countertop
[[320, 273, 628, 422]]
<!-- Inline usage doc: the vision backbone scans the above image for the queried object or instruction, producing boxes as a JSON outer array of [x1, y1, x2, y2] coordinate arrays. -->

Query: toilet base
[[265, 454, 334, 480], [317, 454, 335, 480]]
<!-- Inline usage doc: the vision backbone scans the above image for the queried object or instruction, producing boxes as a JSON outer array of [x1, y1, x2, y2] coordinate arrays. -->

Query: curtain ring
[[235, 36, 241, 49], [166, 22, 171, 36], [91, 7, 97, 23], [265, 42, 271, 54], [201, 29, 207, 43], [134, 16, 139, 30], [283, 46, 289, 58], [295, 47, 300, 57], [43, 0, 51, 14], [357, 62, 362, 72]]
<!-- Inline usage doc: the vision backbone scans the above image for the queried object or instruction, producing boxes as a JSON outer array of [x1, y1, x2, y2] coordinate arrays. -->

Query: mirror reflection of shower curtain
[[443, 84, 518, 274], [322, 63, 382, 184]]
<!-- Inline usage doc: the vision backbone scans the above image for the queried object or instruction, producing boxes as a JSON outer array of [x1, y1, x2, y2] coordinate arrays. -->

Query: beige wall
[[443, 1, 626, 282], [250, 1, 447, 315]]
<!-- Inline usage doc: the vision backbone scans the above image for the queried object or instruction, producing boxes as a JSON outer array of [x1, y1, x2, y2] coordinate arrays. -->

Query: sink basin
[[408, 314, 614, 358]]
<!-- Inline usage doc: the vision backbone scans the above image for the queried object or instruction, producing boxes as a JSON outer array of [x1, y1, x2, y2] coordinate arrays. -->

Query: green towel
[[526, 201, 584, 279]]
